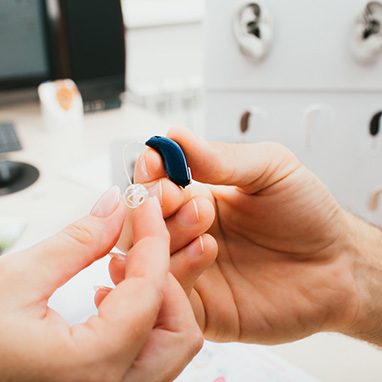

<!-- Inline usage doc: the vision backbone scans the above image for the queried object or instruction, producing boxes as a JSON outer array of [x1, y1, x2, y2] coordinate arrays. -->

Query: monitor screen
[[62, 0, 125, 82], [0, 0, 51, 91], [60, 0, 126, 100]]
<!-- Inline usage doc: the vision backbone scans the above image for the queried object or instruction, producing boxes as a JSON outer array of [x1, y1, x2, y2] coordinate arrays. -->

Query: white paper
[[176, 341, 317, 382]]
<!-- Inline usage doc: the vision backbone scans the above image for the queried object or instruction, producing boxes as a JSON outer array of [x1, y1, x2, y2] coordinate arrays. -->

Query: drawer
[[205, 91, 382, 221]]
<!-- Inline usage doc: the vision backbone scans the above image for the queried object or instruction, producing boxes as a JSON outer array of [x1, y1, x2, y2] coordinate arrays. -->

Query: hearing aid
[[145, 136, 192, 188], [121, 137, 191, 209]]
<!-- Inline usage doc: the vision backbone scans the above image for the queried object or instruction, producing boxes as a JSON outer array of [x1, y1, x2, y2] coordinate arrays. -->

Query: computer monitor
[[57, 0, 126, 110], [0, 0, 52, 92], [0, 0, 126, 111]]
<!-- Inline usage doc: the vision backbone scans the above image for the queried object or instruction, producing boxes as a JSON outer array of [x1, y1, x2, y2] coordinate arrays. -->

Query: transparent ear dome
[[120, 141, 149, 209], [123, 184, 149, 209]]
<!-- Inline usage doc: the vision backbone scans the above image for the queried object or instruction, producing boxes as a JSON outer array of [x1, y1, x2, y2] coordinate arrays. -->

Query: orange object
[[56, 82, 78, 111]]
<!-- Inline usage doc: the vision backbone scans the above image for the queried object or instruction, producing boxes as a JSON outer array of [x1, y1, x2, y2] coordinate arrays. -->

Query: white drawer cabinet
[[205, 0, 382, 91], [204, 3, 382, 378], [205, 0, 382, 224]]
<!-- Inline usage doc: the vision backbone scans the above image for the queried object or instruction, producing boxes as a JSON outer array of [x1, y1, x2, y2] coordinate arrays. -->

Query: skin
[[10, 125, 382, 380], [112, 127, 382, 347], [0, 195, 205, 382], [114, 169, 218, 296]]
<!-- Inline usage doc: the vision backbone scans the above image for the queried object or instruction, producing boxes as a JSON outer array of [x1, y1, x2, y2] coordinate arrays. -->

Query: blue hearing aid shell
[[145, 136, 192, 188]]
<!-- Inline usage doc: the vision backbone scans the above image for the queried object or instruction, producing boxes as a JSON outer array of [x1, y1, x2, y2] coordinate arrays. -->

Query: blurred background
[[1, 0, 382, 381]]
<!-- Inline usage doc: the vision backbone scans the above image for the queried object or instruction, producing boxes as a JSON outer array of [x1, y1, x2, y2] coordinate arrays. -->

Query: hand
[[125, 128, 364, 345], [0, 188, 202, 381], [114, 155, 218, 296]]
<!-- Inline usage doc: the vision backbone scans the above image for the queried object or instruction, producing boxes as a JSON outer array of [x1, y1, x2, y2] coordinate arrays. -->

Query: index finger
[[134, 147, 166, 184], [72, 197, 171, 366], [166, 127, 302, 194]]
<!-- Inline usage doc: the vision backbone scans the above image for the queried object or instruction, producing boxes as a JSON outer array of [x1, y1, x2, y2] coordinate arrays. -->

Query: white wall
[[122, 0, 205, 130], [123, 0, 204, 28]]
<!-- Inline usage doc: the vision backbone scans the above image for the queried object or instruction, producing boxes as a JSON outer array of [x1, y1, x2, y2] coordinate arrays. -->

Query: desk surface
[[0, 103, 381, 382], [0, 102, 168, 250]]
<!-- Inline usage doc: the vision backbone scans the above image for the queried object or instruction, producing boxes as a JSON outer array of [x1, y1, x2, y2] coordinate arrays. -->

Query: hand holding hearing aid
[[117, 127, 382, 348], [114, 137, 218, 298], [0, 190, 202, 381]]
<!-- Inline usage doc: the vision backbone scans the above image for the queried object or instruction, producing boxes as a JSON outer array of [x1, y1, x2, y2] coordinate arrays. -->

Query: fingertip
[[167, 127, 207, 147], [170, 233, 218, 295], [166, 128, 215, 183], [200, 234, 219, 264], [193, 234, 218, 270], [98, 198, 128, 245], [166, 195, 215, 254], [146, 177, 193, 219], [192, 196, 216, 230], [107, 199, 128, 225], [134, 148, 166, 183], [132, 196, 169, 247], [94, 287, 112, 308], [167, 126, 194, 140], [167, 127, 199, 153], [108, 255, 126, 286], [175, 196, 215, 233]]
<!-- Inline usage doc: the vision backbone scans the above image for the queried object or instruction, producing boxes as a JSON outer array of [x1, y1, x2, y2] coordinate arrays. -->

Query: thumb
[[11, 186, 126, 297], [76, 197, 170, 367], [167, 127, 301, 193]]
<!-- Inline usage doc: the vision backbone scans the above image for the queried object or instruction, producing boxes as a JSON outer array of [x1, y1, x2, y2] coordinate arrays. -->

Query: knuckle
[[62, 221, 98, 249], [131, 277, 164, 311], [143, 233, 170, 250], [264, 142, 297, 161], [146, 279, 165, 305], [187, 327, 204, 356]]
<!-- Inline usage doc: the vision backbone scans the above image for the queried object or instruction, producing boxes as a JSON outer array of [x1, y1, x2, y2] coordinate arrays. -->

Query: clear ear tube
[[122, 144, 149, 209]]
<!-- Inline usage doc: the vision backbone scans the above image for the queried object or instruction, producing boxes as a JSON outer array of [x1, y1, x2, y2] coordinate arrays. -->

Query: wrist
[[340, 212, 382, 345]]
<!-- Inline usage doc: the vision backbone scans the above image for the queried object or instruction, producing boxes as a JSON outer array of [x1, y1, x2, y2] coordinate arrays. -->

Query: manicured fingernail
[[90, 186, 121, 218], [147, 180, 163, 205], [136, 151, 150, 182], [109, 252, 127, 262], [185, 237, 204, 257], [176, 199, 199, 226], [93, 285, 112, 293]]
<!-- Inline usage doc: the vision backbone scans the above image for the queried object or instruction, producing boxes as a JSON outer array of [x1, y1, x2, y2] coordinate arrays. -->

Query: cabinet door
[[205, 91, 382, 221]]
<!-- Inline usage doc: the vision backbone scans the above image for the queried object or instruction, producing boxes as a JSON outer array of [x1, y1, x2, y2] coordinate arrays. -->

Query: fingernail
[[176, 199, 200, 226], [185, 237, 204, 257], [90, 186, 121, 218], [109, 252, 127, 262], [93, 285, 112, 293], [136, 151, 150, 182], [147, 180, 163, 205]]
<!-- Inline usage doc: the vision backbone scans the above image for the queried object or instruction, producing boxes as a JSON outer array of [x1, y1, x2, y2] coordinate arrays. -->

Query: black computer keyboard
[[0, 123, 22, 154]]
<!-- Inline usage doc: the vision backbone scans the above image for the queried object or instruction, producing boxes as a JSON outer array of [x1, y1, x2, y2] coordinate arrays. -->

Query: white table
[[1, 103, 381, 382], [0, 102, 167, 249]]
